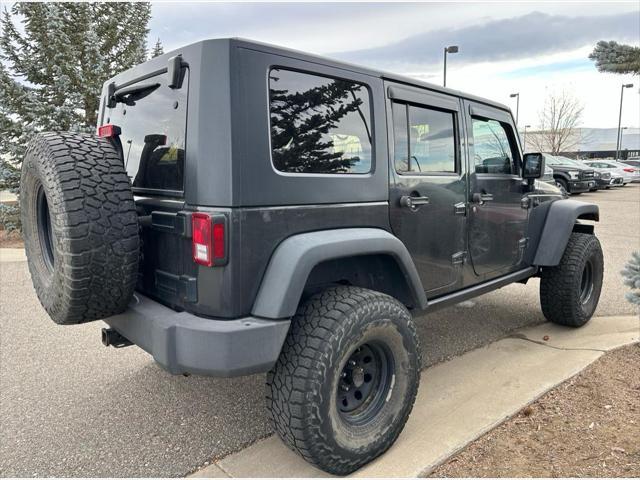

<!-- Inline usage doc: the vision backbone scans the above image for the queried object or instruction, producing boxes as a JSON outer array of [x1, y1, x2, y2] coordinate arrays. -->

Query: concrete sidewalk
[[191, 315, 639, 478], [0, 248, 26, 262]]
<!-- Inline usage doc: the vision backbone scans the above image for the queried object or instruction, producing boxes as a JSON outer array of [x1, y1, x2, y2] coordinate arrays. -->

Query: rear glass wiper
[[111, 82, 160, 106]]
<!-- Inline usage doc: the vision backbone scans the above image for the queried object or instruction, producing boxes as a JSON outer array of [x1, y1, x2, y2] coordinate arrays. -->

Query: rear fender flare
[[251, 228, 428, 319]]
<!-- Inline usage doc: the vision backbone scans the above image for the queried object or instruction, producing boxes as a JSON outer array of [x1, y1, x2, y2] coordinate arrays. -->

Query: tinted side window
[[392, 102, 409, 172], [269, 68, 372, 174], [393, 102, 457, 174], [472, 118, 518, 175], [105, 71, 188, 192]]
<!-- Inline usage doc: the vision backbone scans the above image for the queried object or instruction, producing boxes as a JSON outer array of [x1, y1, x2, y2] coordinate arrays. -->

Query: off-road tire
[[266, 286, 421, 475], [20, 132, 139, 324], [540, 232, 603, 327]]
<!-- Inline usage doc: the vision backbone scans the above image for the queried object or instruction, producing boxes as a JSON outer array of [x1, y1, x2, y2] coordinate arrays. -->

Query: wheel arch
[[531, 199, 599, 266], [251, 228, 428, 319]]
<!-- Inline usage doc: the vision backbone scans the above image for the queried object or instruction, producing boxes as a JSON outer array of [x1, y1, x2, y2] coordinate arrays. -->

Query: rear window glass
[[268, 68, 373, 174], [392, 102, 457, 174], [104, 71, 188, 193]]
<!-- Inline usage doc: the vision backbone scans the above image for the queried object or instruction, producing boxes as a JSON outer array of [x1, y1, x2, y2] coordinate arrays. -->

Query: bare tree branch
[[527, 90, 583, 154]]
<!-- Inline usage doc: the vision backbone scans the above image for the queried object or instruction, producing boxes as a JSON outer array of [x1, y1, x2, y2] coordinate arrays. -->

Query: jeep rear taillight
[[192, 213, 226, 267], [97, 124, 121, 138], [213, 223, 225, 259]]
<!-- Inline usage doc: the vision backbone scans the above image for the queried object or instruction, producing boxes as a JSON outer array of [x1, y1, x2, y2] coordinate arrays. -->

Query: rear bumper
[[106, 294, 290, 377]]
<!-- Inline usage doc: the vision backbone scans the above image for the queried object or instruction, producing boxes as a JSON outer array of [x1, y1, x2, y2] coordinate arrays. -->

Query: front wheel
[[540, 232, 604, 327], [266, 286, 421, 475], [556, 179, 569, 196]]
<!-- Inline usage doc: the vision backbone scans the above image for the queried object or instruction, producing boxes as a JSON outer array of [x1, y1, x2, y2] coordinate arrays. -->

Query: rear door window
[[104, 71, 188, 193], [392, 102, 457, 174], [268, 68, 373, 174]]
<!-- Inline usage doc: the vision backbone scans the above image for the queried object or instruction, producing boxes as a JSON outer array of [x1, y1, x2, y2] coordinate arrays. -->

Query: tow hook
[[101, 328, 133, 348]]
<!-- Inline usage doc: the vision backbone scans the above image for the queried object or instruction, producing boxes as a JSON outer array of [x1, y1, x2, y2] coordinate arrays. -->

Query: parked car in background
[[578, 162, 622, 189], [617, 159, 640, 182], [582, 160, 638, 185], [534, 164, 568, 197], [544, 154, 596, 195], [621, 158, 640, 168], [540, 164, 555, 185]]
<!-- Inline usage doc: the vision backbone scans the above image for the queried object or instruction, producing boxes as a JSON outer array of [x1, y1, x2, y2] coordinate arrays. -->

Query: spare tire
[[20, 132, 139, 324]]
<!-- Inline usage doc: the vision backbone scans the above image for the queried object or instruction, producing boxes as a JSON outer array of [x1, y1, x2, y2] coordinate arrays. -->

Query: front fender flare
[[251, 228, 427, 319], [533, 199, 599, 266]]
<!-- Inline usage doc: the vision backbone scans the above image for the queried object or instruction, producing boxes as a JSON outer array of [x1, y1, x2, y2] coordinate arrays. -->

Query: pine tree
[[151, 38, 164, 58], [589, 40, 640, 75], [0, 2, 151, 229]]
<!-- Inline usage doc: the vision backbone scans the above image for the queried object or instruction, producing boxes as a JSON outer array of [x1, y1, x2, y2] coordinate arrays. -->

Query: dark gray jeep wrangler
[[21, 38, 603, 474]]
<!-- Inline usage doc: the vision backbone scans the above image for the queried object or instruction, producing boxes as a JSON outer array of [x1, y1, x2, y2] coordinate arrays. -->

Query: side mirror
[[522, 153, 545, 180]]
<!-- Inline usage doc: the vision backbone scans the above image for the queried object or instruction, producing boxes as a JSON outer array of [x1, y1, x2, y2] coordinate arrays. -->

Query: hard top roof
[[227, 37, 511, 113]]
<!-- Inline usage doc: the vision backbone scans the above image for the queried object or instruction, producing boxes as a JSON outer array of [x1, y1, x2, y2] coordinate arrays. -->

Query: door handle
[[400, 195, 430, 209], [472, 192, 493, 204]]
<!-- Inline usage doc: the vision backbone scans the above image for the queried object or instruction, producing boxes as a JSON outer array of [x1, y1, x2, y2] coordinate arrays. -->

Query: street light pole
[[523, 124, 531, 151], [616, 83, 634, 160], [443, 45, 458, 88], [510, 93, 520, 126]]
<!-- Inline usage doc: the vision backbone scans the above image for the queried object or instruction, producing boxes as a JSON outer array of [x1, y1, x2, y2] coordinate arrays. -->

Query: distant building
[[524, 127, 640, 159]]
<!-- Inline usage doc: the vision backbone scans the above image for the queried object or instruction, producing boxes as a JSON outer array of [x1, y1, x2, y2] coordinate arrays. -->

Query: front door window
[[472, 118, 517, 175]]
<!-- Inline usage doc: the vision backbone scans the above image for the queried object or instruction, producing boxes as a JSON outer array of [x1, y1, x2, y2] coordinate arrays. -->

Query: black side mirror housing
[[522, 153, 545, 180]]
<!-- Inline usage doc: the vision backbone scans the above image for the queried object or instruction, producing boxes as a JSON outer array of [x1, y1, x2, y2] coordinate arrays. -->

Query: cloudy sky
[[149, 1, 639, 130]]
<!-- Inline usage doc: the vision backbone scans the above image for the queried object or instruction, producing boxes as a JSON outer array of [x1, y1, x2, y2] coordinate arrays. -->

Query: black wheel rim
[[337, 342, 394, 425], [579, 260, 594, 304], [36, 184, 55, 272]]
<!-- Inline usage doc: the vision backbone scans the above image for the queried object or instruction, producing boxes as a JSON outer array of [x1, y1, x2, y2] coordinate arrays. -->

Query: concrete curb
[[191, 315, 639, 478], [0, 248, 27, 263]]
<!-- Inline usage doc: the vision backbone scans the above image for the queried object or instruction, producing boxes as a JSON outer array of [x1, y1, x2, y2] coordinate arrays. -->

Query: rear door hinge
[[452, 251, 467, 266], [517, 237, 529, 263]]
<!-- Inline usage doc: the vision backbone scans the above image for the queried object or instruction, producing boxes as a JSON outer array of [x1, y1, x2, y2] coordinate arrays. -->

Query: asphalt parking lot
[[1, 185, 638, 477]]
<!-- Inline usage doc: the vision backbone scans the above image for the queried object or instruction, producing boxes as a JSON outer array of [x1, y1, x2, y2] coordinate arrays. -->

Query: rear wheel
[[266, 286, 420, 475], [540, 232, 603, 327], [20, 132, 139, 324]]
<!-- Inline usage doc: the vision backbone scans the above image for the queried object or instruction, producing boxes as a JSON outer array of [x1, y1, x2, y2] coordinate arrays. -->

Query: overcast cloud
[[337, 11, 640, 71], [6, 2, 638, 129], [146, 2, 638, 129]]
